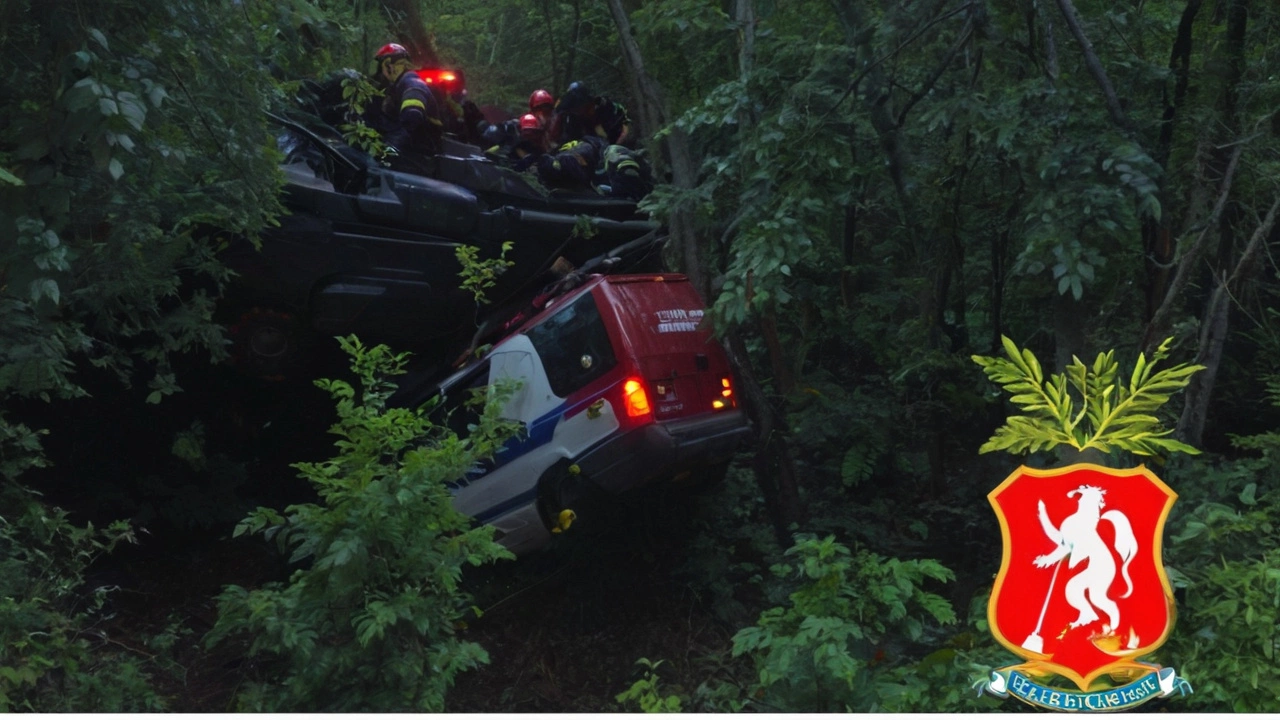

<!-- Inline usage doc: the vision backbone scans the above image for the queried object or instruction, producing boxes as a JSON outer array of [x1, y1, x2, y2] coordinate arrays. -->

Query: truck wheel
[[227, 307, 307, 381]]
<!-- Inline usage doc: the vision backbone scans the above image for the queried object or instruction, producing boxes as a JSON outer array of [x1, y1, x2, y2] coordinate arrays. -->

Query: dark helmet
[[481, 124, 505, 147], [375, 43, 410, 63], [519, 113, 543, 133], [529, 89, 554, 111], [558, 82, 593, 113]]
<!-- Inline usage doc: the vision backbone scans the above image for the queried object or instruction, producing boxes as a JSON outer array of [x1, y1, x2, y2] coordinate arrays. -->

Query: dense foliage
[[0, 486, 160, 712], [207, 337, 518, 711], [3, 0, 1280, 712]]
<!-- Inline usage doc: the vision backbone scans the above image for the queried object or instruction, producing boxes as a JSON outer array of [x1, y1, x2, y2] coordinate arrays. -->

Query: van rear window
[[526, 291, 617, 397]]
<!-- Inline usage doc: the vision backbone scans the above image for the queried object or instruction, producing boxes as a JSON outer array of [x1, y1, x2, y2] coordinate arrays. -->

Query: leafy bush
[[1160, 454, 1280, 712], [730, 533, 959, 712], [207, 336, 519, 712], [615, 658, 684, 712], [0, 485, 161, 712]]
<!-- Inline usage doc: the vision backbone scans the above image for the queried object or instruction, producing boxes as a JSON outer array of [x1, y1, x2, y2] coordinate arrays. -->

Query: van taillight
[[624, 378, 652, 418], [714, 375, 736, 410]]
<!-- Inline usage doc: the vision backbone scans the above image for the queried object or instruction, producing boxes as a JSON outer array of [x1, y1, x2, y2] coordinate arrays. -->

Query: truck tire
[[226, 306, 308, 381]]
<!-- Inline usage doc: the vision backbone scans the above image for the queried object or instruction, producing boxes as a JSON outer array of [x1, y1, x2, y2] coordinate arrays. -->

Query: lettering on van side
[[655, 308, 704, 333]]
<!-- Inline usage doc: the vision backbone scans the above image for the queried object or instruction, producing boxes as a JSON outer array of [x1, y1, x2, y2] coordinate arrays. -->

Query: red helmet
[[529, 89, 554, 111], [375, 43, 410, 62], [519, 113, 544, 133]]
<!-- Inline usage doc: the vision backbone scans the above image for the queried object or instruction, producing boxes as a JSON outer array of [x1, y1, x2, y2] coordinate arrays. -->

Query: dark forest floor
[[90, 476, 750, 712], [51, 358, 1002, 712]]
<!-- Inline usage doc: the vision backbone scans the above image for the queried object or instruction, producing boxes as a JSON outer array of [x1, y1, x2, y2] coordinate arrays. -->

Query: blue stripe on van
[[491, 406, 562, 469], [448, 388, 619, 493], [484, 386, 616, 471], [472, 486, 539, 524]]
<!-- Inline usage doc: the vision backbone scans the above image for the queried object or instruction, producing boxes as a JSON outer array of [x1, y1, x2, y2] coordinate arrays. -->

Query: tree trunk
[[830, 0, 914, 222], [725, 330, 805, 542], [562, 0, 582, 91], [1053, 291, 1086, 373], [380, 0, 439, 66], [604, 0, 705, 298], [1142, 143, 1243, 353], [1177, 280, 1228, 446], [538, 0, 562, 92], [1143, 0, 1202, 324], [1053, 0, 1129, 132], [606, 0, 807, 540], [1178, 196, 1280, 446], [1037, 0, 1060, 80]]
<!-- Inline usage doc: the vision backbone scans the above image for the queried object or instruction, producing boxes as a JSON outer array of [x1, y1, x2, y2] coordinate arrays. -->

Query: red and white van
[[414, 273, 750, 555]]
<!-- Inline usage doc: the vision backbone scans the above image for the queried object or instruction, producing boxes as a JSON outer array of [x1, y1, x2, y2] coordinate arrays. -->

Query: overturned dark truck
[[217, 112, 664, 379], [211, 95, 750, 556]]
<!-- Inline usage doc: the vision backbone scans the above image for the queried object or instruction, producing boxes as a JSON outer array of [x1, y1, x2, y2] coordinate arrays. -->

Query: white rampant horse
[[1034, 485, 1137, 633]]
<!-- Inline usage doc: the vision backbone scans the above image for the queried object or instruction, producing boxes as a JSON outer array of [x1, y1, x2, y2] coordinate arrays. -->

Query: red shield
[[988, 464, 1176, 690]]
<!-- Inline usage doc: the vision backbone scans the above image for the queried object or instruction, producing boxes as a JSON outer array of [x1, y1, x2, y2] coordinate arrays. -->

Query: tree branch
[[897, 18, 974, 126], [1053, 0, 1129, 132], [1142, 142, 1244, 353], [1226, 194, 1280, 291]]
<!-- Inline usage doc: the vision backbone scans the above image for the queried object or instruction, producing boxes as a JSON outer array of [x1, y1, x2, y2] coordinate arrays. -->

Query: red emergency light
[[415, 68, 462, 94]]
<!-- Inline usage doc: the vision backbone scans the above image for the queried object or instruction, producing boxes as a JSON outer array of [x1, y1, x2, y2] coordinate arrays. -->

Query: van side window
[[525, 291, 617, 397]]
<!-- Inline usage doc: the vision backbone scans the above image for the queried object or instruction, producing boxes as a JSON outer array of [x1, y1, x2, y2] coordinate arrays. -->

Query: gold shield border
[[986, 463, 1178, 691]]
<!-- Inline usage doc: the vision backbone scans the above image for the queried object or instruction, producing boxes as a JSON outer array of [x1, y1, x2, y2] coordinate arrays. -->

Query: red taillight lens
[[624, 378, 651, 418]]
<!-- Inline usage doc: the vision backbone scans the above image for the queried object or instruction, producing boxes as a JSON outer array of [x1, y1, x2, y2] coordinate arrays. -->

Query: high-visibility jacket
[[383, 71, 444, 154], [537, 136, 606, 188], [602, 145, 651, 200]]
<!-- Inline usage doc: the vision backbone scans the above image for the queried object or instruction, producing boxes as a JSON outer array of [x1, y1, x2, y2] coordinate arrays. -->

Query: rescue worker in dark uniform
[[373, 43, 445, 157], [601, 144, 652, 200], [482, 114, 550, 171], [536, 134, 607, 191], [481, 118, 519, 159], [529, 89, 555, 128], [549, 82, 634, 148], [428, 68, 487, 146], [510, 114, 551, 171]]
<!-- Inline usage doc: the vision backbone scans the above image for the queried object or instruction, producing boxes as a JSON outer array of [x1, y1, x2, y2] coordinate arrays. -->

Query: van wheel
[[536, 460, 591, 532]]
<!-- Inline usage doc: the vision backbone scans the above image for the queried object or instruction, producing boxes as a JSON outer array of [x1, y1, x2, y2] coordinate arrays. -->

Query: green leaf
[[88, 27, 110, 50], [974, 337, 1201, 457]]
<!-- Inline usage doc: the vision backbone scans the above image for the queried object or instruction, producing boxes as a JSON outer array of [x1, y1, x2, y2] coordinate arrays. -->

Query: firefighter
[[481, 118, 517, 158], [601, 144, 652, 200], [480, 114, 550, 171], [510, 114, 551, 171], [536, 135, 607, 191], [373, 43, 445, 156], [529, 88, 555, 127], [550, 82, 634, 148], [428, 68, 487, 146]]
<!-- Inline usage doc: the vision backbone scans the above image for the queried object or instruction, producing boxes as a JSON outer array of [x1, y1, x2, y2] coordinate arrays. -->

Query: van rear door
[[598, 275, 733, 423]]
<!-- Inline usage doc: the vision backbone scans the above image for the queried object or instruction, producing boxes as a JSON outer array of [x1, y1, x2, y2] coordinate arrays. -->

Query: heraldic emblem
[[979, 463, 1192, 710]]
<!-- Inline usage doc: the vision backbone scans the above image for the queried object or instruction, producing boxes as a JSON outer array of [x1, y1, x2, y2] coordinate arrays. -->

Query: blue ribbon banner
[[978, 667, 1191, 711]]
